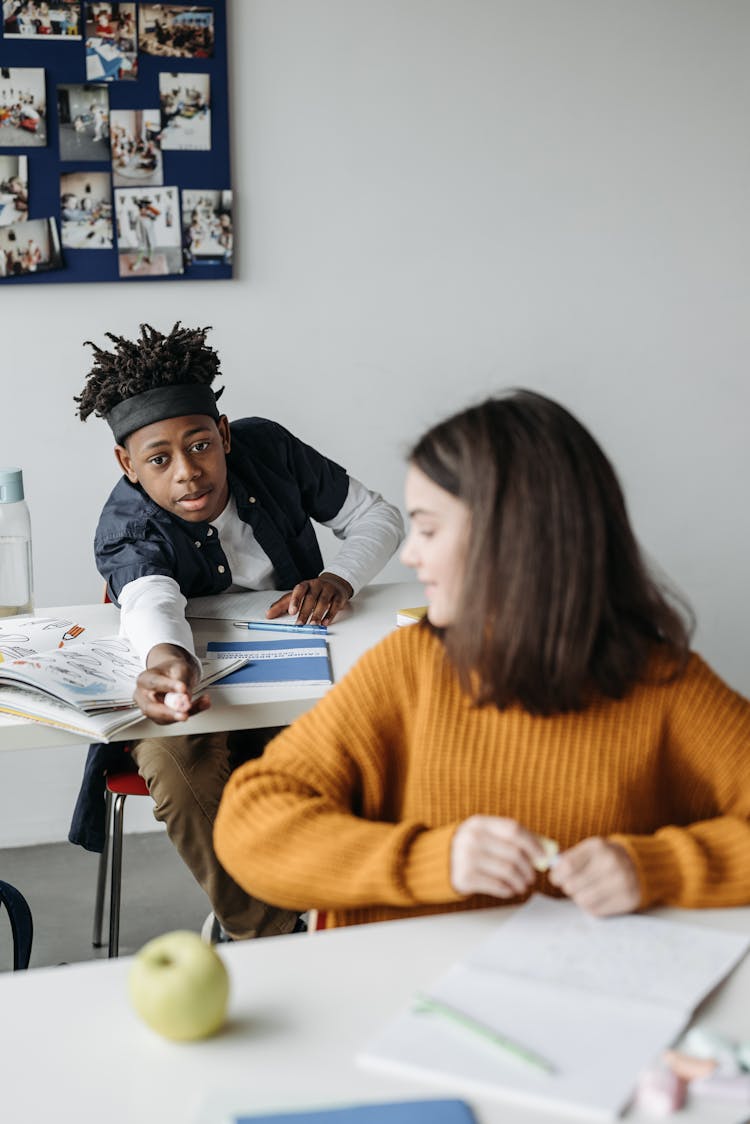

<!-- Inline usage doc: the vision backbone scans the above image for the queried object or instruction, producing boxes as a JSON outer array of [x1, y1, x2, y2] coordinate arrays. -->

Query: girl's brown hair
[[409, 390, 693, 715]]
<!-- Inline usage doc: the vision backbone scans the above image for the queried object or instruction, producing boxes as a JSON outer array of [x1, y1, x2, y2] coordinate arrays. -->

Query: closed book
[[396, 606, 427, 627]]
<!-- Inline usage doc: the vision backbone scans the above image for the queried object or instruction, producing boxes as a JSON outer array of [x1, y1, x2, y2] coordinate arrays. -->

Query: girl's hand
[[548, 837, 641, 916], [450, 815, 546, 898]]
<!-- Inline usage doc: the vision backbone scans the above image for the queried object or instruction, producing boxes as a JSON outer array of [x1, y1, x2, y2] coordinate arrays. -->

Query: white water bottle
[[0, 468, 33, 618]]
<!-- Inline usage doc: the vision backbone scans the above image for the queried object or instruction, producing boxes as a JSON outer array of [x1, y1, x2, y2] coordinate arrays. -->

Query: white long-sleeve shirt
[[119, 476, 404, 665]]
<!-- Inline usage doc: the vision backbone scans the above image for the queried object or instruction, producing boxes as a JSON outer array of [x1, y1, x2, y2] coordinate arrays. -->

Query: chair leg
[[92, 788, 112, 948], [108, 792, 127, 958]]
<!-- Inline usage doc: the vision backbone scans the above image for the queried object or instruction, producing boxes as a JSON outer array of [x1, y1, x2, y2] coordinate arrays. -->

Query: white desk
[[0, 582, 422, 751], [1, 904, 750, 1124]]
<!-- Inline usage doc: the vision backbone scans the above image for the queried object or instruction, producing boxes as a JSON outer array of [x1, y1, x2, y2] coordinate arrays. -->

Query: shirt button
[[218, 565, 226, 573], [248, 496, 256, 504], [194, 541, 201, 549]]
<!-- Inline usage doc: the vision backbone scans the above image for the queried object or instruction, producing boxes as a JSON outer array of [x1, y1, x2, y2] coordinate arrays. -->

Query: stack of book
[[0, 615, 245, 741]]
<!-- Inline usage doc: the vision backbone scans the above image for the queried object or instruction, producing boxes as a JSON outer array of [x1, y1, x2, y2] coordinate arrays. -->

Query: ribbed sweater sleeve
[[214, 626, 464, 912], [609, 654, 750, 909]]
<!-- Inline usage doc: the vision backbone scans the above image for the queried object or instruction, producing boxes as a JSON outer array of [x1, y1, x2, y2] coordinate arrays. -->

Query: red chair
[[92, 764, 150, 958]]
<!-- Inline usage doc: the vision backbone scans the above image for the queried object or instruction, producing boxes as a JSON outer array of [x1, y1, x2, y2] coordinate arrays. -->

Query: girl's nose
[[400, 533, 417, 569]]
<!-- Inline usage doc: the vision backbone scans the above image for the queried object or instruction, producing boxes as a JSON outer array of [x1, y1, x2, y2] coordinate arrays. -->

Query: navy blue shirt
[[70, 417, 349, 852]]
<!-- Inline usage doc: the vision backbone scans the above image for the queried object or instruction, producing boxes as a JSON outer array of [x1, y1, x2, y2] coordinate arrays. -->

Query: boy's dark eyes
[[147, 441, 210, 466]]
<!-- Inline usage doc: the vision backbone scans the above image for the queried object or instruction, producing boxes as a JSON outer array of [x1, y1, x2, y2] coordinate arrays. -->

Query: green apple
[[128, 930, 230, 1041]]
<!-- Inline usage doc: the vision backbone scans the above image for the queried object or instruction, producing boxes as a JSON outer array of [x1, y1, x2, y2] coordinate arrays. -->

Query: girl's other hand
[[450, 815, 545, 899], [548, 837, 641, 916]]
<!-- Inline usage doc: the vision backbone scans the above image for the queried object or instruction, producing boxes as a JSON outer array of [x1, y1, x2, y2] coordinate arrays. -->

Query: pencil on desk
[[232, 620, 328, 635], [413, 992, 556, 1075]]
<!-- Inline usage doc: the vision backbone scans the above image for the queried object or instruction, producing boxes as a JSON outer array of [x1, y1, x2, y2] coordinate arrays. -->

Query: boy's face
[[115, 413, 231, 523]]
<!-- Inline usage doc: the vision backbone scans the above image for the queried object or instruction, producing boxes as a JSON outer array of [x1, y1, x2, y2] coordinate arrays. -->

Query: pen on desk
[[232, 620, 328, 635], [413, 993, 556, 1075]]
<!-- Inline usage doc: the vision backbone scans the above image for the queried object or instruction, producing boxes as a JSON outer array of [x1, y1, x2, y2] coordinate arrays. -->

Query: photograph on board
[[110, 108, 162, 187], [181, 189, 232, 266], [0, 155, 29, 226], [0, 216, 62, 278], [0, 68, 47, 147], [115, 185, 182, 277], [138, 4, 213, 58], [60, 170, 113, 248], [158, 72, 210, 150], [57, 83, 110, 162], [85, 2, 137, 81], [3, 0, 81, 38]]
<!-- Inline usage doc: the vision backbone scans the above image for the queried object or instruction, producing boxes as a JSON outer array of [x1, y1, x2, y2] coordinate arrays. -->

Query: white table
[[1, 904, 749, 1124], [0, 581, 423, 750]]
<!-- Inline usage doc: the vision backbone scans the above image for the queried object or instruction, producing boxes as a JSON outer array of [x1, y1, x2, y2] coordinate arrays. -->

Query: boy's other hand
[[450, 815, 545, 899], [134, 644, 210, 724], [267, 572, 354, 626], [548, 837, 641, 916]]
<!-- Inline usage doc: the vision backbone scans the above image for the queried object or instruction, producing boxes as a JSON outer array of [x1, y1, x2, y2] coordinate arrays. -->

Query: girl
[[214, 391, 750, 927]]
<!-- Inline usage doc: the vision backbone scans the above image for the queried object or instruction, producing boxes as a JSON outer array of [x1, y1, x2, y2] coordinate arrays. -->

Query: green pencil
[[413, 992, 556, 1076]]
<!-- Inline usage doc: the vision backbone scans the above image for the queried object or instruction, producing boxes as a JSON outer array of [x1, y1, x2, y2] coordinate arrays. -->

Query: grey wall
[[1, 0, 748, 844]]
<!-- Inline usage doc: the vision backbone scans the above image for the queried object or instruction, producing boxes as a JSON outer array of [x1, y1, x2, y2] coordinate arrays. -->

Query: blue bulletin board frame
[[0, 0, 231, 284]]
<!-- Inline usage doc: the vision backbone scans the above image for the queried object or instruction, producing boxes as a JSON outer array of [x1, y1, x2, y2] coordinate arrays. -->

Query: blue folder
[[206, 638, 332, 685], [232, 1100, 476, 1123]]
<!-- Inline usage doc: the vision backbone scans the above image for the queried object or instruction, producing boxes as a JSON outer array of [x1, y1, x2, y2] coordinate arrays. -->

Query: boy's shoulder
[[229, 416, 285, 445], [95, 475, 166, 542]]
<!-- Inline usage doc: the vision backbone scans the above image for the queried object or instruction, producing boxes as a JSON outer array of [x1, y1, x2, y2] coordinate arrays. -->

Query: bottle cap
[[0, 468, 25, 504]]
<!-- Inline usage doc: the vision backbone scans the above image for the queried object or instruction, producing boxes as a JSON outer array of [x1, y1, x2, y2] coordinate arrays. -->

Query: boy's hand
[[133, 644, 210, 724], [451, 815, 546, 899], [267, 572, 354, 626], [548, 837, 641, 916]]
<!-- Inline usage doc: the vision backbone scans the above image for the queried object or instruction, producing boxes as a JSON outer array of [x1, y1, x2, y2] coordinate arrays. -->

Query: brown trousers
[[129, 728, 299, 940]]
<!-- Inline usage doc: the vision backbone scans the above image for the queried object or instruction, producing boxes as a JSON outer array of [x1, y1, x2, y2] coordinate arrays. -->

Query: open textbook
[[0, 615, 246, 741], [359, 895, 750, 1121]]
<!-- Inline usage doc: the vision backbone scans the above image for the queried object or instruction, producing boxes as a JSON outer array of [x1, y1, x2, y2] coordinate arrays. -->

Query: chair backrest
[[0, 880, 33, 970]]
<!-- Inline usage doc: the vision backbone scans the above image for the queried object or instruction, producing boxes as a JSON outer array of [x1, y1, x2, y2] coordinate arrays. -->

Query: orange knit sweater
[[214, 624, 750, 928]]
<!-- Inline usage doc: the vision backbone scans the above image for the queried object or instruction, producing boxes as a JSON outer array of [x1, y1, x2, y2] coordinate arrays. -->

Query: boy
[[69, 322, 404, 941]]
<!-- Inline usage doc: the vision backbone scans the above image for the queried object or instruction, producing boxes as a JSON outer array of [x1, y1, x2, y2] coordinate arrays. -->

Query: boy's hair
[[75, 322, 221, 423], [409, 390, 693, 716]]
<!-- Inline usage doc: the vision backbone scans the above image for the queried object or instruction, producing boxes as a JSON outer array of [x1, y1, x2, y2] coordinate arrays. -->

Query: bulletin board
[[0, 1, 232, 284]]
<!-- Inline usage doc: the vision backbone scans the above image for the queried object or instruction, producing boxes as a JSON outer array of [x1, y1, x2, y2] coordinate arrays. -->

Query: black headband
[[106, 384, 222, 443]]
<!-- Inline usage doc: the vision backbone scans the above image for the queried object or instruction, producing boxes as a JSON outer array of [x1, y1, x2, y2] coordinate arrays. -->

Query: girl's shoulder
[[353, 618, 446, 678], [642, 646, 750, 718]]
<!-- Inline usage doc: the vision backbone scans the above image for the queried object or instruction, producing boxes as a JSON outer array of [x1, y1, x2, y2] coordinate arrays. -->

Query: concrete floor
[[0, 830, 209, 972]]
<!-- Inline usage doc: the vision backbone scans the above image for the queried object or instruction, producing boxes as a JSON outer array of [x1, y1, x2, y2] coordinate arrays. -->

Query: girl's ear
[[114, 443, 138, 483], [217, 414, 231, 454]]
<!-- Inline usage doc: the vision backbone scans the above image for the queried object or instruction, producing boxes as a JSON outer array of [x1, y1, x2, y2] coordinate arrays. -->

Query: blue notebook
[[232, 1100, 476, 1123], [206, 637, 332, 686]]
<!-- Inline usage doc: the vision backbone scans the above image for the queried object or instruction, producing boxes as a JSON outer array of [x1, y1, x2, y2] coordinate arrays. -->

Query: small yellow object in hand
[[532, 835, 559, 872]]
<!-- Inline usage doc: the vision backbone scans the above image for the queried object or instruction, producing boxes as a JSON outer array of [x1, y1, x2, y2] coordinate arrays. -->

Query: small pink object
[[662, 1049, 718, 1081], [164, 691, 190, 712], [634, 1065, 687, 1116]]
